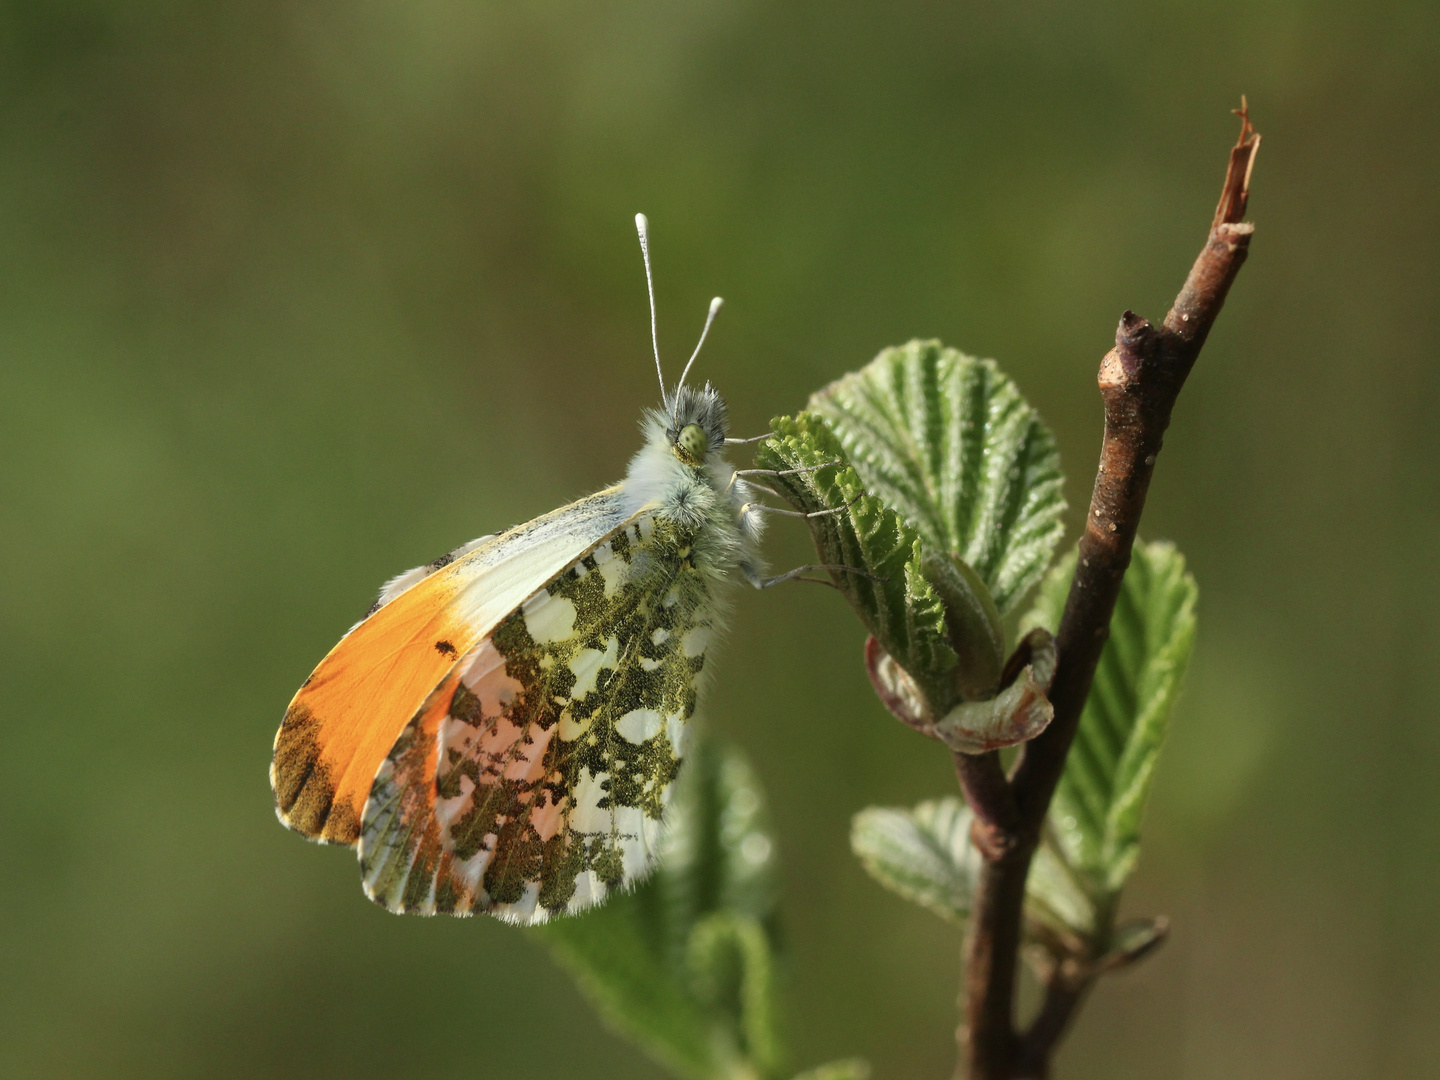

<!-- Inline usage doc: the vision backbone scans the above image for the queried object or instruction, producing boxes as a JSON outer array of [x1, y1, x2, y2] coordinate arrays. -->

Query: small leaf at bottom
[[850, 799, 980, 923]]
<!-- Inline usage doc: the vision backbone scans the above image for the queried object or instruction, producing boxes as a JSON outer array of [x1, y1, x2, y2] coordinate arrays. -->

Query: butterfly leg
[[739, 493, 863, 520], [745, 562, 888, 590], [727, 460, 842, 493], [732, 461, 842, 479]]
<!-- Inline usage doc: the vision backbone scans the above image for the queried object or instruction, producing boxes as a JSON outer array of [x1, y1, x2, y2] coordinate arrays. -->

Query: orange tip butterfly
[[271, 215, 772, 924]]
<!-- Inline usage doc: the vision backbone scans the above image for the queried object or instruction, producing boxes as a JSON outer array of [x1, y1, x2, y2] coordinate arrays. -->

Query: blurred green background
[[1, 1, 1436, 1077]]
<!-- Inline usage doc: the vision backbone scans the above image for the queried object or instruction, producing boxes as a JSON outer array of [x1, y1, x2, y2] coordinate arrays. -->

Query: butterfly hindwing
[[271, 487, 630, 846], [360, 510, 722, 923]]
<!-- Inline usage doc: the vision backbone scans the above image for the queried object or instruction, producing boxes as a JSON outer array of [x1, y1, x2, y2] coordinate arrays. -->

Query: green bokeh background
[[2, 2, 1436, 1078]]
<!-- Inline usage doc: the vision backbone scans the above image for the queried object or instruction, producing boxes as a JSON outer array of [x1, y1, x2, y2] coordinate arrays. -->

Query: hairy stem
[[957, 106, 1260, 1080]]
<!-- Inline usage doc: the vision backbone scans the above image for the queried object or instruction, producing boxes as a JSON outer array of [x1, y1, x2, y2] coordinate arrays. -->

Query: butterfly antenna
[[673, 296, 723, 411], [635, 213, 665, 401]]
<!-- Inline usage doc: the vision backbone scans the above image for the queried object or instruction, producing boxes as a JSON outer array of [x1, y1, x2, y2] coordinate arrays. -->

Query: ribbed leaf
[[809, 340, 1066, 615], [536, 737, 784, 1080], [1022, 540, 1198, 899], [850, 799, 980, 923], [851, 796, 1093, 951], [756, 413, 960, 713], [854, 543, 1194, 958]]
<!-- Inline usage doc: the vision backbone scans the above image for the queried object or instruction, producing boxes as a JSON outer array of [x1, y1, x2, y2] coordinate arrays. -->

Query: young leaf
[[808, 340, 1066, 615], [851, 796, 1091, 950], [850, 798, 980, 924], [536, 736, 785, 1080], [756, 413, 960, 713], [1022, 540, 1198, 901], [537, 885, 715, 1080], [687, 913, 784, 1079], [933, 654, 1054, 754], [791, 1061, 872, 1080], [1024, 829, 1100, 952]]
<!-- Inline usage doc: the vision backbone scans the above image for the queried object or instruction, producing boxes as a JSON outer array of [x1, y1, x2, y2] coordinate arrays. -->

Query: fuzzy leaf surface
[[537, 737, 783, 1080], [808, 340, 1066, 615], [757, 413, 959, 712], [1022, 540, 1198, 901], [850, 798, 980, 923], [851, 796, 1090, 950]]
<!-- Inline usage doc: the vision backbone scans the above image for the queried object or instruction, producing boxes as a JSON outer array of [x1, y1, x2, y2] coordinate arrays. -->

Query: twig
[[954, 752, 1019, 857], [1014, 958, 1091, 1079], [956, 105, 1260, 1080]]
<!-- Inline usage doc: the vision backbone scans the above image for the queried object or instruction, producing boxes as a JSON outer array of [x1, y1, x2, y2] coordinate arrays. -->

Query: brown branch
[[1014, 915, 1170, 1078], [1014, 964, 1091, 1080], [954, 752, 1020, 854], [958, 106, 1260, 1080]]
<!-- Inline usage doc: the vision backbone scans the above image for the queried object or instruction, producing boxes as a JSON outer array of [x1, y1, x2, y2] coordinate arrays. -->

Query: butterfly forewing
[[272, 487, 630, 846], [360, 510, 721, 923]]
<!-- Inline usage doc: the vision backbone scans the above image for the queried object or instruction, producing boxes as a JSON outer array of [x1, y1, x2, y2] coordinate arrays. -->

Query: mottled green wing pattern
[[359, 511, 721, 924]]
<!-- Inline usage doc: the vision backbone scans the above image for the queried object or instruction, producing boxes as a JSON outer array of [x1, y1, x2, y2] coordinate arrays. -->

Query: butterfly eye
[[675, 423, 708, 464]]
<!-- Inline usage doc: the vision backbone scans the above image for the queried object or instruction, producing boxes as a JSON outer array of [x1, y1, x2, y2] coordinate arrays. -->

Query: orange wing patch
[[272, 486, 632, 849], [272, 567, 476, 846]]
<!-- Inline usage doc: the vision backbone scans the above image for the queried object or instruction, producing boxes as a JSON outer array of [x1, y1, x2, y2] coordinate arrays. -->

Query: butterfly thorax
[[621, 383, 764, 588]]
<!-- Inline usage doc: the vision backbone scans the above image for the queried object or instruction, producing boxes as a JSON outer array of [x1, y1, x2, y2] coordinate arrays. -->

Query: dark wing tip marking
[[272, 703, 360, 846], [435, 640, 458, 657]]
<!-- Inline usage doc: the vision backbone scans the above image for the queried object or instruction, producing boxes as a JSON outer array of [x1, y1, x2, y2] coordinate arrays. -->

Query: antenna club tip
[[635, 212, 649, 235], [710, 296, 724, 311]]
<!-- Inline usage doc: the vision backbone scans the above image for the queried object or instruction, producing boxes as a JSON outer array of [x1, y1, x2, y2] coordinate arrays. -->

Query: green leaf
[[791, 1061, 872, 1080], [853, 541, 1194, 959], [850, 796, 1091, 950], [808, 340, 1066, 616], [536, 737, 785, 1080], [688, 913, 784, 1079], [933, 637, 1054, 754], [660, 736, 778, 948], [538, 886, 715, 1080], [1094, 916, 1170, 972], [1022, 540, 1199, 907], [756, 412, 960, 713], [922, 551, 1006, 701], [1023, 828, 1101, 954], [850, 798, 980, 923]]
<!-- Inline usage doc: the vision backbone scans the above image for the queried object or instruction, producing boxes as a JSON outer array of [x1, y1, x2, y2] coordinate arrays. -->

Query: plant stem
[[1013, 965, 1091, 1080], [956, 105, 1260, 1080]]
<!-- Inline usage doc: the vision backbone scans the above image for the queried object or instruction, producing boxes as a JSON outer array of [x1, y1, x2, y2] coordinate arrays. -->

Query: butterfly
[[271, 215, 814, 924]]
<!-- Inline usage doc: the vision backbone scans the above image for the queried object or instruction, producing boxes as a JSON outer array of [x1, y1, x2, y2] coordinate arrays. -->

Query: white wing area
[[419, 486, 632, 639], [366, 535, 495, 617], [359, 512, 692, 923]]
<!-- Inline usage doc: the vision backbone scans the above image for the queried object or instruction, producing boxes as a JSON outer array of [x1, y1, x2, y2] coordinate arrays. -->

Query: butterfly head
[[628, 383, 741, 526], [665, 382, 728, 467]]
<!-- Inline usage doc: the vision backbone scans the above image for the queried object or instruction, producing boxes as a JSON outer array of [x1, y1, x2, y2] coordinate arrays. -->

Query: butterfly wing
[[359, 510, 722, 923], [271, 487, 631, 846]]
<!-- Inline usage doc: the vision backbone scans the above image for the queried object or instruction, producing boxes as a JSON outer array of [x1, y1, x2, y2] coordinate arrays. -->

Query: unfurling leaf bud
[[864, 631, 1055, 754], [932, 660, 1054, 754], [921, 552, 1005, 705]]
